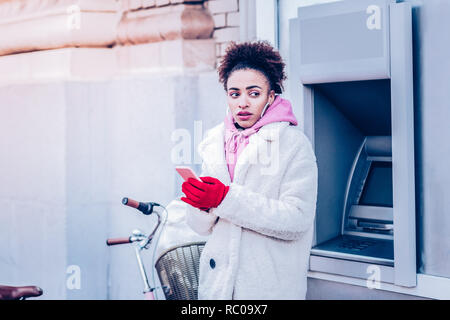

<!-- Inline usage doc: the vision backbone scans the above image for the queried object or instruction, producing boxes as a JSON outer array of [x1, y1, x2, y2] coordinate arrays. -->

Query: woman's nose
[[238, 95, 250, 108]]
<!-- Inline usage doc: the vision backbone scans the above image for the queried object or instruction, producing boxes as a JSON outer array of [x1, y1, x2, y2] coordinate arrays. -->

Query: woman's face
[[226, 68, 275, 128]]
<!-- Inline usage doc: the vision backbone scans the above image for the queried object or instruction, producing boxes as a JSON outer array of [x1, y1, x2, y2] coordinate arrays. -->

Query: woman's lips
[[237, 112, 252, 121], [237, 114, 252, 121]]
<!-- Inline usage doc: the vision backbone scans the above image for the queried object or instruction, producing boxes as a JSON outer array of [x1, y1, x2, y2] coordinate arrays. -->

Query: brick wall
[[205, 0, 241, 66], [124, 0, 241, 67]]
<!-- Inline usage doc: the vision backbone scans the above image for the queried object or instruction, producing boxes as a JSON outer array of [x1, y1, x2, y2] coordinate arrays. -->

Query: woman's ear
[[269, 90, 276, 104]]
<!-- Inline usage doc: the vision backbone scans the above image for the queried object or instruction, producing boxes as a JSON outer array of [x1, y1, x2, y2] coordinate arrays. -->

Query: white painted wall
[[0, 83, 68, 299], [0, 70, 227, 299]]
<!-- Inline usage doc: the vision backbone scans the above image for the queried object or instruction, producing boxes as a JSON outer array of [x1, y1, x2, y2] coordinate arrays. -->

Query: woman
[[180, 41, 318, 300]]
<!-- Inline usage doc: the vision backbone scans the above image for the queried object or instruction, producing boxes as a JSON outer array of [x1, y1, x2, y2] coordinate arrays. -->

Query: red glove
[[181, 176, 229, 211]]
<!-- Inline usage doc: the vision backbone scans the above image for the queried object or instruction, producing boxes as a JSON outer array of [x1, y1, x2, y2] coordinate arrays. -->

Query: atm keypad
[[338, 239, 376, 251]]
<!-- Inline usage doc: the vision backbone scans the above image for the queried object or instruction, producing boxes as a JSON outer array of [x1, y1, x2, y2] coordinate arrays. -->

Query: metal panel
[[390, 2, 417, 287], [409, 0, 450, 279], [349, 205, 393, 222], [313, 90, 364, 244], [288, 17, 304, 132], [306, 278, 428, 300], [309, 255, 395, 283], [297, 0, 393, 84]]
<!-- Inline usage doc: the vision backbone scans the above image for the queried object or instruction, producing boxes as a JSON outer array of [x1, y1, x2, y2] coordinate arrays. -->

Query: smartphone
[[176, 166, 202, 182]]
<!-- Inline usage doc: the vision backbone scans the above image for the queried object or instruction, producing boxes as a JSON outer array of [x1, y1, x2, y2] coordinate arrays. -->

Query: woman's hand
[[181, 176, 229, 211]]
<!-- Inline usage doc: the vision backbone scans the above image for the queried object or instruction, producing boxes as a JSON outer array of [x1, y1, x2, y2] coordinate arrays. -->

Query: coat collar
[[198, 121, 290, 184]]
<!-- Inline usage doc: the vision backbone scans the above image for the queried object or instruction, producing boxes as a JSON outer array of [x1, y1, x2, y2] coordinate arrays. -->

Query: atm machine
[[312, 135, 394, 266], [289, 0, 417, 287]]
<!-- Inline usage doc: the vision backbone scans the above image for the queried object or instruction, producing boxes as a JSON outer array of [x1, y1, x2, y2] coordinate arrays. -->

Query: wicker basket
[[155, 242, 206, 300]]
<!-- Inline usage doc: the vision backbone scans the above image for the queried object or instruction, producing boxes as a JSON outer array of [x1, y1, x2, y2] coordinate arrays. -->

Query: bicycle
[[1, 197, 203, 300], [106, 197, 205, 300], [106, 197, 167, 300], [1, 197, 159, 301]]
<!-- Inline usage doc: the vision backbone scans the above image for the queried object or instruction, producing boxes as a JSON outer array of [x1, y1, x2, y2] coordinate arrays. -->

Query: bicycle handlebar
[[122, 197, 159, 215], [107, 197, 164, 249], [122, 197, 140, 209], [106, 237, 131, 246]]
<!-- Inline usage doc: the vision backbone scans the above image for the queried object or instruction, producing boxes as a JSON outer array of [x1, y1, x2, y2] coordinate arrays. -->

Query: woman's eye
[[249, 91, 260, 97], [230, 92, 239, 97]]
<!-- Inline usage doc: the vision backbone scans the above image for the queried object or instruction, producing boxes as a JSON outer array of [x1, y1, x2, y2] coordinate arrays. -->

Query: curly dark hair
[[217, 41, 287, 94]]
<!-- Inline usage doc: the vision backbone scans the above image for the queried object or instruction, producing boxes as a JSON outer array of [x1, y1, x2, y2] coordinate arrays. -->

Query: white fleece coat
[[186, 121, 318, 300]]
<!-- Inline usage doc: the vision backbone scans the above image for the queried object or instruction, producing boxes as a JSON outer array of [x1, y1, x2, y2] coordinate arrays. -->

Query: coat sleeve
[[211, 141, 318, 241], [185, 162, 218, 236]]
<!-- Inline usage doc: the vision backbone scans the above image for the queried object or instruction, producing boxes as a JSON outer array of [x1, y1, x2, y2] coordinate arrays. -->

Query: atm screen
[[359, 162, 393, 207]]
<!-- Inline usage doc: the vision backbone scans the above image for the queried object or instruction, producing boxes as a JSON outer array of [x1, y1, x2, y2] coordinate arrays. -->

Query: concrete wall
[[0, 82, 68, 299], [0, 71, 226, 299]]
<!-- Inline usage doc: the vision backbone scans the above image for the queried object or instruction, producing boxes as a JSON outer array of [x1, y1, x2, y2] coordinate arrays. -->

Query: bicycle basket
[[155, 242, 206, 300]]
